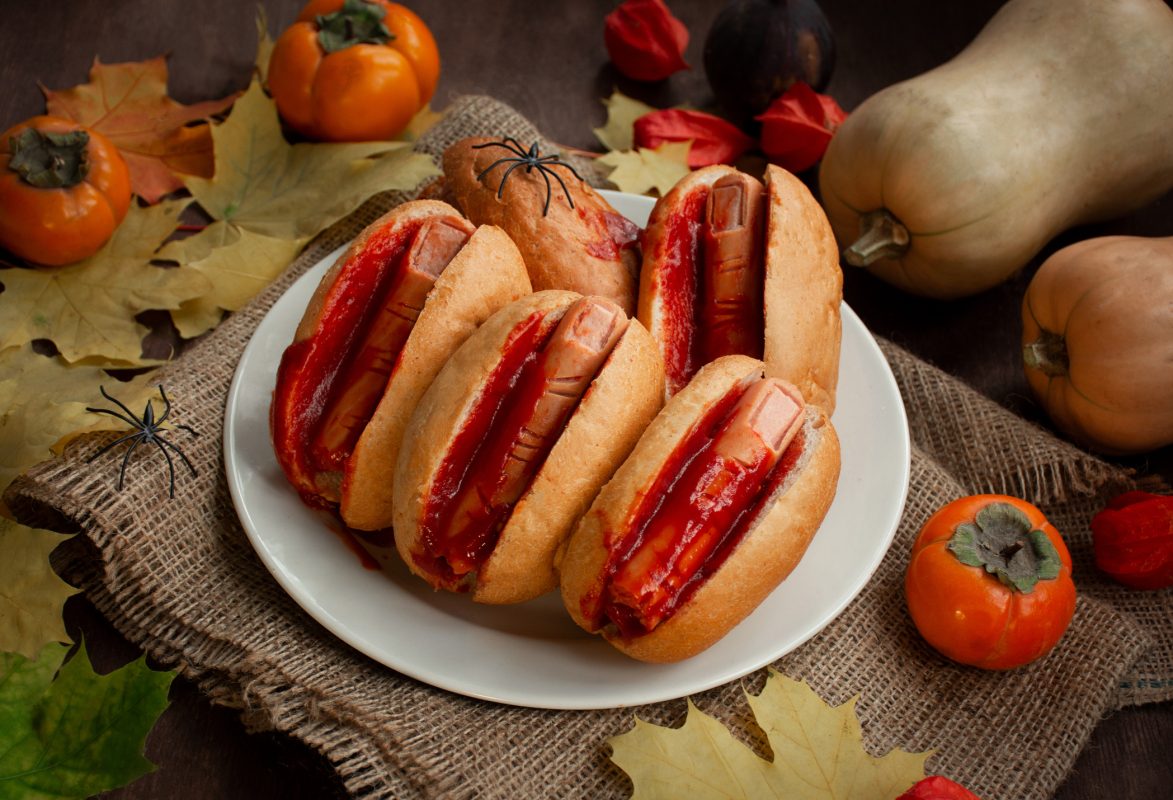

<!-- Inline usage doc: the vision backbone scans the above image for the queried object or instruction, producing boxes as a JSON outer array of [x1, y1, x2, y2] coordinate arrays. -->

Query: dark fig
[[703, 0, 836, 129]]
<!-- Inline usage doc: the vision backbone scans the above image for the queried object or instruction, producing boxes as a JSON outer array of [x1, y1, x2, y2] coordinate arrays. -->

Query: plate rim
[[223, 189, 911, 710]]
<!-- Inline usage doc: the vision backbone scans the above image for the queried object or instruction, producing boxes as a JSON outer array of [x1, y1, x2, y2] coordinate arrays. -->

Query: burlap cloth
[[6, 96, 1171, 800]]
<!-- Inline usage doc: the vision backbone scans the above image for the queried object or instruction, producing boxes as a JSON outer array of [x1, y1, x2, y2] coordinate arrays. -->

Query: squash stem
[[844, 209, 910, 266], [1023, 330, 1069, 378]]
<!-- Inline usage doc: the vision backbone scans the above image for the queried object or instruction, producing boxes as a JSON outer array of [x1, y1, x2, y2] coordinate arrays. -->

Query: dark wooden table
[[3, 1, 1170, 797]]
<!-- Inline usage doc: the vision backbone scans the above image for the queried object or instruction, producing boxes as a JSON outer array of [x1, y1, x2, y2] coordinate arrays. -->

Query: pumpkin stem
[[947, 502, 1062, 593], [7, 127, 90, 189], [844, 209, 910, 266], [316, 0, 394, 54], [1023, 329, 1069, 378]]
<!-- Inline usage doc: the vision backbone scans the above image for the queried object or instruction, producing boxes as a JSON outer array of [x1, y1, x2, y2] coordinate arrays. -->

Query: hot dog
[[270, 200, 532, 529], [559, 355, 841, 662], [442, 136, 642, 315], [638, 165, 842, 412], [393, 290, 665, 604]]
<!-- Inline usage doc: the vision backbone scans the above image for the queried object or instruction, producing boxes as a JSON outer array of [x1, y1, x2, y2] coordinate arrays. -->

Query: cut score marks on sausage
[[418, 296, 629, 589]]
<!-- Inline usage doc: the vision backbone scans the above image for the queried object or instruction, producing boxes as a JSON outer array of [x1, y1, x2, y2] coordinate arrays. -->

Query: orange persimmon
[[0, 115, 131, 266], [904, 494, 1076, 670], [268, 0, 439, 142]]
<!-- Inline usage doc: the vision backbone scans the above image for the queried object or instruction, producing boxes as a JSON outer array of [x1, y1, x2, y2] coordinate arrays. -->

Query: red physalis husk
[[632, 108, 756, 167], [756, 81, 847, 173], [604, 0, 689, 82], [1091, 491, 1173, 590], [897, 776, 983, 800]]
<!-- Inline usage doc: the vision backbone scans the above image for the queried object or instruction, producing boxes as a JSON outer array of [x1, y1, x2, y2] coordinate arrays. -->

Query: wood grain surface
[[2, 1, 1169, 798]]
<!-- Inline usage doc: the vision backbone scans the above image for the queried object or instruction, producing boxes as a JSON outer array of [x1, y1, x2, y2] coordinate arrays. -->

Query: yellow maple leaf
[[181, 79, 440, 241], [400, 104, 446, 142], [0, 519, 77, 659], [609, 670, 928, 800], [43, 57, 238, 204], [255, 5, 275, 85], [0, 202, 211, 364], [158, 222, 308, 338], [598, 141, 692, 197], [594, 90, 657, 152]]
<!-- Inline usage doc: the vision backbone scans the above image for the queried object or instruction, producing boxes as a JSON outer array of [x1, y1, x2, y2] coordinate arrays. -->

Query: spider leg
[[85, 406, 145, 430], [537, 168, 554, 216], [502, 137, 530, 156], [549, 159, 585, 183], [496, 160, 531, 199], [547, 167, 577, 212], [118, 436, 145, 491], [476, 156, 520, 184], [172, 423, 199, 438], [86, 431, 147, 463], [157, 434, 199, 478], [152, 437, 178, 499], [155, 385, 173, 426], [97, 385, 146, 425]]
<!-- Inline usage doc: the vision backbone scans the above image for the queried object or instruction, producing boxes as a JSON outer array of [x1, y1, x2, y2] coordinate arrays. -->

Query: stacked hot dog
[[270, 136, 842, 663]]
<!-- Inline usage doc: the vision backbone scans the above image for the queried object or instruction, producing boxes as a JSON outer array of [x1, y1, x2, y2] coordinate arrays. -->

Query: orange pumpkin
[[1022, 235, 1173, 454], [268, 0, 439, 142]]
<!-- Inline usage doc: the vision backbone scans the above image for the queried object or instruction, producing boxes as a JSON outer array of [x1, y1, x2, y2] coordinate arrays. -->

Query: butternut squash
[[1022, 236, 1173, 455], [818, 0, 1173, 299]]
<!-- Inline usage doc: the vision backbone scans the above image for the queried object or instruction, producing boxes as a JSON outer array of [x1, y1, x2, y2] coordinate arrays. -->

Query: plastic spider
[[473, 137, 584, 216], [86, 385, 198, 499]]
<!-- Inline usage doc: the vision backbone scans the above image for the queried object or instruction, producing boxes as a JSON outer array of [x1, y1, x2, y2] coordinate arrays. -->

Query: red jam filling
[[271, 222, 420, 505], [590, 382, 804, 639]]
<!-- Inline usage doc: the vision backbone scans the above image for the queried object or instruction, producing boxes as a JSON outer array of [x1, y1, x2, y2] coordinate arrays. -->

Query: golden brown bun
[[340, 224, 532, 530], [392, 291, 665, 603], [442, 137, 639, 315], [762, 165, 842, 415], [558, 355, 841, 663], [637, 166, 736, 396], [636, 165, 842, 413], [281, 200, 478, 502]]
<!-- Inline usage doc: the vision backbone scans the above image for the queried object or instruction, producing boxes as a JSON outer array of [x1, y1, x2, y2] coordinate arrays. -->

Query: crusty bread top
[[558, 354, 841, 662], [559, 355, 764, 629], [340, 224, 532, 531], [636, 166, 741, 396], [442, 137, 639, 314], [391, 290, 580, 585], [292, 199, 464, 346], [762, 164, 842, 414], [474, 316, 664, 604]]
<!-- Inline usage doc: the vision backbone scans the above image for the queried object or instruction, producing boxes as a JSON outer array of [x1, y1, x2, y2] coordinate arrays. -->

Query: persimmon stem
[[8, 128, 89, 189], [844, 209, 910, 266]]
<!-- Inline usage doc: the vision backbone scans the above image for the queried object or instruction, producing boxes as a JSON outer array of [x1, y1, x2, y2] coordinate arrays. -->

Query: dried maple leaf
[[158, 222, 307, 338], [180, 79, 440, 241], [0, 345, 157, 503], [594, 89, 658, 152], [255, 5, 275, 85], [609, 670, 929, 799], [0, 519, 76, 659], [598, 140, 691, 196], [156, 80, 436, 334], [0, 201, 210, 364], [43, 57, 238, 204]]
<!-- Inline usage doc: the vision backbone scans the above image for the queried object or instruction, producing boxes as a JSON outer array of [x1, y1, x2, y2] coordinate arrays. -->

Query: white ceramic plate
[[225, 190, 910, 710]]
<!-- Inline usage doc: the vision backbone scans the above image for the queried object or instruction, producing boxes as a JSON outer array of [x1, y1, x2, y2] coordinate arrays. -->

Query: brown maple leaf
[[43, 56, 238, 203]]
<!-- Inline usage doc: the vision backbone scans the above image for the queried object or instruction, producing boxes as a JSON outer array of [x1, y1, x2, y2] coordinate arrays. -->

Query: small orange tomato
[[268, 0, 439, 142], [904, 494, 1076, 670], [0, 115, 131, 267]]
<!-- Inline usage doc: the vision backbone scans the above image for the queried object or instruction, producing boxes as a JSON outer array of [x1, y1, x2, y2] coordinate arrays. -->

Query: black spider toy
[[86, 385, 198, 499], [472, 137, 584, 216]]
